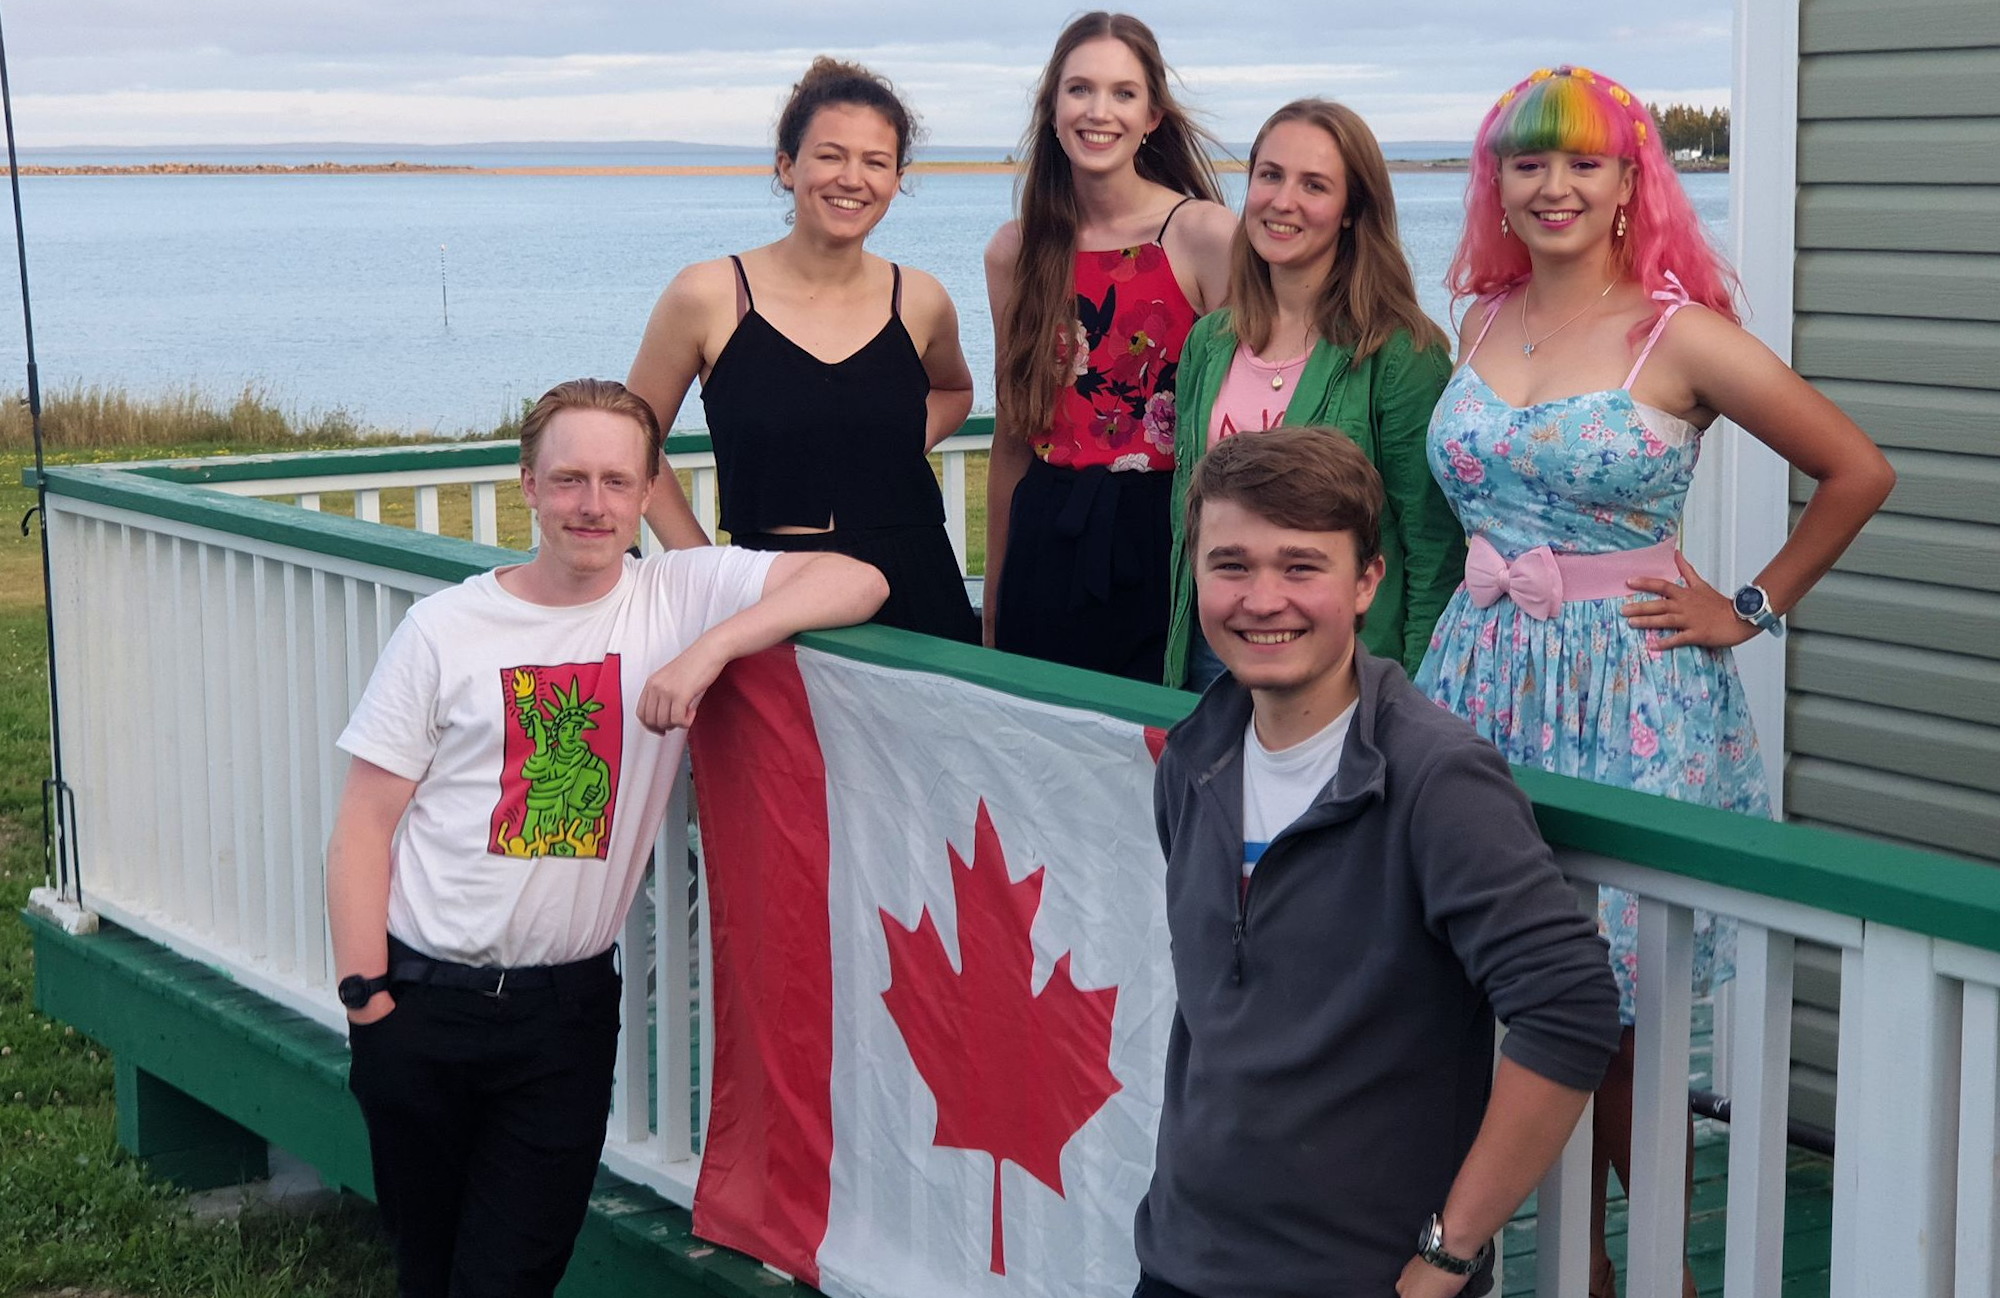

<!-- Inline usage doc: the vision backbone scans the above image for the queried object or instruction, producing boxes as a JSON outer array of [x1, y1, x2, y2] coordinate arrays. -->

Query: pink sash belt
[[1464, 535, 1679, 620]]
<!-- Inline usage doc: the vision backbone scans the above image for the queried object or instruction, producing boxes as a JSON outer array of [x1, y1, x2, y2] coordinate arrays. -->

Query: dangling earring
[[1616, 206, 1628, 239], [1141, 132, 1150, 146], [1500, 214, 1511, 239]]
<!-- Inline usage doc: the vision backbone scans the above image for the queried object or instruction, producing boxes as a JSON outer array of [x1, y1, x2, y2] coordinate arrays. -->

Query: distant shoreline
[[10, 157, 1728, 178]]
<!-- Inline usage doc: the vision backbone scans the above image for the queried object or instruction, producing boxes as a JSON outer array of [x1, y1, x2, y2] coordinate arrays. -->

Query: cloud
[[8, 3, 1734, 147]]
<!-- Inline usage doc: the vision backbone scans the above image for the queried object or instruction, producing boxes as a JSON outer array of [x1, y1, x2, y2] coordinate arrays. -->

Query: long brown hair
[[996, 12, 1222, 441], [1227, 99, 1446, 361]]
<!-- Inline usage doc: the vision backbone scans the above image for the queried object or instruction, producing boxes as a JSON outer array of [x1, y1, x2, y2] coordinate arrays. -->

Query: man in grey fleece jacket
[[1134, 428, 1621, 1298]]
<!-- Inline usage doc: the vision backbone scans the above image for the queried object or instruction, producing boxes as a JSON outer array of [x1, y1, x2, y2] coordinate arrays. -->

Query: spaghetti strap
[[1155, 196, 1195, 243], [1464, 290, 1510, 365], [890, 263, 903, 318], [729, 254, 755, 321], [1623, 271, 1695, 390]]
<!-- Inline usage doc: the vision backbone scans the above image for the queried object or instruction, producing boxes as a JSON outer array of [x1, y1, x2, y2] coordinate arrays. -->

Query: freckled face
[[1051, 36, 1163, 177]]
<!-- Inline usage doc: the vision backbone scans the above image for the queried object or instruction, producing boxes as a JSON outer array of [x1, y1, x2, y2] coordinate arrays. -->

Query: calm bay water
[[1, 168, 1727, 435]]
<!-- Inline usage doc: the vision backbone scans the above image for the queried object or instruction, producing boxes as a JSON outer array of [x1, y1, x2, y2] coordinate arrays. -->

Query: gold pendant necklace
[[1520, 278, 1617, 357]]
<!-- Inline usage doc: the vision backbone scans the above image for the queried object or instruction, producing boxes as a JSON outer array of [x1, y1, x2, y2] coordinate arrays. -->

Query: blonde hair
[[518, 378, 663, 478]]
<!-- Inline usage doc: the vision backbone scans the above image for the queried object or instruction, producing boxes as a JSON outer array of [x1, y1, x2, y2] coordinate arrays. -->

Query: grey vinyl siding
[[1787, 0, 2000, 864]]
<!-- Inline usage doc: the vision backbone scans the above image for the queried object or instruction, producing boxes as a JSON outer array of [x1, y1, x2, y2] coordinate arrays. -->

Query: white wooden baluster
[[1723, 922, 1795, 1298], [1537, 874, 1604, 1298], [611, 868, 653, 1143], [297, 492, 320, 511], [1535, 1096, 1594, 1298], [1842, 924, 1955, 1298], [468, 481, 496, 546], [1957, 979, 2000, 1296], [658, 757, 696, 1162], [690, 467, 719, 541], [355, 489, 381, 523], [1629, 897, 1693, 1298], [1829, 942, 1863, 1298], [414, 484, 441, 534], [942, 447, 969, 573]]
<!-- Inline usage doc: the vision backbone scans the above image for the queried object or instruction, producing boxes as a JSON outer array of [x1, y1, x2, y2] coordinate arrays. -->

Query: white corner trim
[[1683, 0, 1801, 811]]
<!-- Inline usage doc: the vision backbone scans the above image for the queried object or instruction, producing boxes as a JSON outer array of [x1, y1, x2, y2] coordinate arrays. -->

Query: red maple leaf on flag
[[878, 800, 1122, 1276]]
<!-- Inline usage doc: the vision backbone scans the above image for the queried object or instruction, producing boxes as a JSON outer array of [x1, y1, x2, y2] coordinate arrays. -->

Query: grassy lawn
[[0, 446, 397, 1297]]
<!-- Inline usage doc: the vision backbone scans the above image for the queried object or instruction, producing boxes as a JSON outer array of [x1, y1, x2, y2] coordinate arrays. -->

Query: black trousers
[[346, 964, 622, 1298], [995, 457, 1173, 683]]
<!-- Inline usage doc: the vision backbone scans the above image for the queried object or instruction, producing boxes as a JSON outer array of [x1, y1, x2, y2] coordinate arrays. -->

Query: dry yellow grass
[[0, 383, 491, 452]]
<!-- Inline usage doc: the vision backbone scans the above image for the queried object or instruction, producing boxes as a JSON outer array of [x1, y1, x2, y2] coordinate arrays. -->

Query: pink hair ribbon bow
[[1464, 535, 1564, 620]]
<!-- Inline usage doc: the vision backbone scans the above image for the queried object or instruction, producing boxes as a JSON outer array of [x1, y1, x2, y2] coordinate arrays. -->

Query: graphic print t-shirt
[[338, 548, 776, 967], [1240, 702, 1356, 879]]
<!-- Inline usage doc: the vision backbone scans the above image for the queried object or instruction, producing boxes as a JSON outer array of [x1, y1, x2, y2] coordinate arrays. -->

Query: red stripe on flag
[[687, 644, 831, 1285], [1143, 726, 1169, 764]]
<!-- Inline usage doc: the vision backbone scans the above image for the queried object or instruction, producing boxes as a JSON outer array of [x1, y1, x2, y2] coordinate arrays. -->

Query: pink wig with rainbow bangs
[[1448, 65, 1740, 328]]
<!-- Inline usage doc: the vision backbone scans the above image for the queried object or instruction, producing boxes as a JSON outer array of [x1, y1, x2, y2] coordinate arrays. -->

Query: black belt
[[386, 936, 617, 999]]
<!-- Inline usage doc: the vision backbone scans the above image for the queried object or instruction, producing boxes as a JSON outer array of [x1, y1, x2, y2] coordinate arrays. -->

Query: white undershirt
[[1240, 701, 1357, 879]]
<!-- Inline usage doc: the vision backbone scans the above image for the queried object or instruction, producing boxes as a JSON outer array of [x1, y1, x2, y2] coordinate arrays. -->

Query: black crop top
[[699, 256, 945, 535]]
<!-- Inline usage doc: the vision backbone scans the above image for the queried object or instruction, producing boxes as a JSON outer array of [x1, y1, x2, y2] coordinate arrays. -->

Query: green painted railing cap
[[42, 464, 514, 582], [21, 414, 995, 489], [36, 448, 2000, 956]]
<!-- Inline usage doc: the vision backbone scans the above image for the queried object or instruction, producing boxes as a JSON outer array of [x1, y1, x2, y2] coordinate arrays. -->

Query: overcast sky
[[9, 2, 1733, 148]]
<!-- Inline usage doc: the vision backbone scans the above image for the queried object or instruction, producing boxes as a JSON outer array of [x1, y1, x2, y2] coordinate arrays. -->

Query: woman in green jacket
[[1166, 99, 1462, 688]]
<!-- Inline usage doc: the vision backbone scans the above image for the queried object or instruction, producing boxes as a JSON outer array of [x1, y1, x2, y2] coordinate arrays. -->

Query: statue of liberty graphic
[[494, 666, 615, 858]]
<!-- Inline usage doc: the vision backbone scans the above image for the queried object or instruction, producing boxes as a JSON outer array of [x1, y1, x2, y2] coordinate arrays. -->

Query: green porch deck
[[29, 910, 1834, 1297]]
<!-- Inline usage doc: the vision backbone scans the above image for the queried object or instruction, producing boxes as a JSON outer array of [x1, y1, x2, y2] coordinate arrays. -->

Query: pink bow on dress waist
[[1464, 535, 1564, 620]]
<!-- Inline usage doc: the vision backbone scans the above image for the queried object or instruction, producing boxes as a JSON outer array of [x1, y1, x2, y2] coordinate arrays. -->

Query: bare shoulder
[[656, 255, 741, 312], [985, 220, 1023, 273], [1178, 198, 1239, 247], [894, 264, 962, 329], [1455, 297, 1502, 363], [1651, 302, 1780, 376]]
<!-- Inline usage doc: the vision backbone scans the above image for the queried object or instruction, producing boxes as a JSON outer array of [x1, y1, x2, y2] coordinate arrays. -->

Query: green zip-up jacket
[[1165, 311, 1463, 685]]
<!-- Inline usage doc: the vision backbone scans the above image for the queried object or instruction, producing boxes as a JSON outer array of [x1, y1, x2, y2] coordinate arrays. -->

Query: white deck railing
[[132, 422, 997, 576], [35, 448, 2000, 1297]]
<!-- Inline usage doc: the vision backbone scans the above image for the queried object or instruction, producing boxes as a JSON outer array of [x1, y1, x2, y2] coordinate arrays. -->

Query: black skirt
[[993, 456, 1172, 683], [734, 524, 978, 645]]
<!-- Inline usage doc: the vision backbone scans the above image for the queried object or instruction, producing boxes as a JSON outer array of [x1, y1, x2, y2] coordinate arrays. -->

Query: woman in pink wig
[[1415, 65, 1893, 1297]]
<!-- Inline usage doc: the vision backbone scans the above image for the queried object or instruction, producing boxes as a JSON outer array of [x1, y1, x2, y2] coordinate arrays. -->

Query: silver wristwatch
[[1731, 583, 1785, 638], [1416, 1212, 1492, 1276]]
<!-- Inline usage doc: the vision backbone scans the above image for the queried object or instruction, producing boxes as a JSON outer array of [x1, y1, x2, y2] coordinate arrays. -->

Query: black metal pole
[[0, 6, 81, 903]]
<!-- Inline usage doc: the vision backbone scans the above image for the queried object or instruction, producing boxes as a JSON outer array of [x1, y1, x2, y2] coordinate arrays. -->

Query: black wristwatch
[[338, 972, 392, 1010], [1731, 583, 1785, 638], [1416, 1213, 1492, 1276]]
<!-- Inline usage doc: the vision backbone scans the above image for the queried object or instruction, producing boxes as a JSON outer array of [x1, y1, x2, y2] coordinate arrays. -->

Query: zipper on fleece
[[1232, 867, 1253, 984]]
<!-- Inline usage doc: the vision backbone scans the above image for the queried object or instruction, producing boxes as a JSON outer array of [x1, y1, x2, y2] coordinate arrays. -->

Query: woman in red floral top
[[984, 11, 1235, 681]]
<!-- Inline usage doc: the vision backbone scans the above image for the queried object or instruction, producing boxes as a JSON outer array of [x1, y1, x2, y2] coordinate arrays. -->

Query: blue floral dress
[[1414, 292, 1768, 1024]]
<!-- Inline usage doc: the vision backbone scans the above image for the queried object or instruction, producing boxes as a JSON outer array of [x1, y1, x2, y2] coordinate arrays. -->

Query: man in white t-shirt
[[326, 377, 886, 1298], [1136, 427, 1619, 1298]]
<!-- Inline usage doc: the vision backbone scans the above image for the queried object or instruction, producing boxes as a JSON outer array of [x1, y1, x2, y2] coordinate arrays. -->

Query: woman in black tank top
[[626, 58, 978, 643]]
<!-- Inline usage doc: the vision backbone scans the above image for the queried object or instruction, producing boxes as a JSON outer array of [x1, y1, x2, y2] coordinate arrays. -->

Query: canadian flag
[[687, 643, 1176, 1298]]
